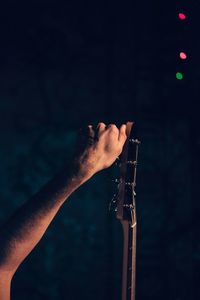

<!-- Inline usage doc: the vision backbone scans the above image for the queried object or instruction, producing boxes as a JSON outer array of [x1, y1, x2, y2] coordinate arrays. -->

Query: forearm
[[0, 165, 86, 276], [0, 272, 11, 300], [0, 122, 127, 279]]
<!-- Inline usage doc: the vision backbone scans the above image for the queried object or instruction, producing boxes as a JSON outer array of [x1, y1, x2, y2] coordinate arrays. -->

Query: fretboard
[[121, 219, 137, 300]]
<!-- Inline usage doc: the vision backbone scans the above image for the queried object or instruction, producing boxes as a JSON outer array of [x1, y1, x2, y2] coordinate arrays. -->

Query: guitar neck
[[111, 122, 140, 300], [121, 218, 137, 300]]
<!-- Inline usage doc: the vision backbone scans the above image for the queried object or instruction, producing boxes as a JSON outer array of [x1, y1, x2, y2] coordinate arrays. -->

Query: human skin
[[0, 122, 127, 300]]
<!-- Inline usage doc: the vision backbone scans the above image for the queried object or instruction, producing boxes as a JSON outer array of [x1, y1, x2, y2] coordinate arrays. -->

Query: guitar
[[110, 122, 140, 300]]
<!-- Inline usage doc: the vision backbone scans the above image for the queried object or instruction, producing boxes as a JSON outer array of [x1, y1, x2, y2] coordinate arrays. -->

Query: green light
[[176, 72, 183, 80]]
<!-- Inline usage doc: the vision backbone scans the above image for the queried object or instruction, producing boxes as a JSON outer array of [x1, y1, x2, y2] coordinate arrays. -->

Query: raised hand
[[72, 123, 127, 182]]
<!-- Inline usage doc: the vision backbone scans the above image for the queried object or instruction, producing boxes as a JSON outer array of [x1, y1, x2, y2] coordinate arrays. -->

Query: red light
[[179, 52, 187, 60], [179, 13, 186, 20]]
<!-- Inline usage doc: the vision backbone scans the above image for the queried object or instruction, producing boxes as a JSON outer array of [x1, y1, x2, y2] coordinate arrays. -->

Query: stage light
[[176, 72, 183, 80], [178, 13, 186, 20], [179, 52, 187, 60]]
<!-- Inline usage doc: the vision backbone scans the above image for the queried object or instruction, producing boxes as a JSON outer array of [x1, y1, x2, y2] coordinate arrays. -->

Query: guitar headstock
[[110, 122, 140, 227]]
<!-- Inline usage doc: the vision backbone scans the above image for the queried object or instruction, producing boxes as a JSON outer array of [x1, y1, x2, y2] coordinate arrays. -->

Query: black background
[[0, 0, 199, 299]]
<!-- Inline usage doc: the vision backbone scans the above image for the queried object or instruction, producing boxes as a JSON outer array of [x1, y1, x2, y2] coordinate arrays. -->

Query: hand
[[72, 122, 127, 182]]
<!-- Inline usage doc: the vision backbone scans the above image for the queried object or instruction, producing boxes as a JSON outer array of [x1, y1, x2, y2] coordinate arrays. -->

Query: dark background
[[0, 0, 199, 299]]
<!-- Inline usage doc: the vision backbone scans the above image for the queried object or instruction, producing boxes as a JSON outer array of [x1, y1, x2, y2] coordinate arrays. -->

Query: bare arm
[[0, 123, 127, 299]]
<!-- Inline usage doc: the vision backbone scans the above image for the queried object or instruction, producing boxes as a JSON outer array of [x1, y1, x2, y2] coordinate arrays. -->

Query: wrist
[[69, 161, 94, 185]]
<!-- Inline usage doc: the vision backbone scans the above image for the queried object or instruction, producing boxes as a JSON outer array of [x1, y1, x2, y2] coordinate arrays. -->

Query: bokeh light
[[178, 13, 186, 20], [176, 72, 183, 80], [179, 52, 187, 60]]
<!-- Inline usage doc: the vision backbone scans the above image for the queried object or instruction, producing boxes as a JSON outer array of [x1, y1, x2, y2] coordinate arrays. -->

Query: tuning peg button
[[113, 178, 121, 184], [125, 181, 133, 186], [111, 193, 118, 202], [127, 160, 137, 166], [129, 138, 141, 145], [109, 193, 119, 212]]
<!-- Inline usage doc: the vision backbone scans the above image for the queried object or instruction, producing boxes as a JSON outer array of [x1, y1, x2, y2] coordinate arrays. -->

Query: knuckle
[[108, 124, 118, 131], [98, 122, 106, 128]]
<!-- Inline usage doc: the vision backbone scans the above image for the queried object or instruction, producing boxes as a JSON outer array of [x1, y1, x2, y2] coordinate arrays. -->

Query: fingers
[[86, 125, 95, 145], [88, 125, 95, 138], [106, 124, 118, 132], [87, 122, 127, 147], [118, 124, 127, 144], [106, 123, 127, 144], [97, 122, 106, 131], [78, 125, 95, 148], [96, 122, 106, 138]]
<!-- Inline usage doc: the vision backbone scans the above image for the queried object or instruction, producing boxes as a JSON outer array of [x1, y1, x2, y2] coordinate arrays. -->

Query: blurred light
[[179, 13, 186, 20], [176, 72, 183, 80], [180, 52, 187, 60]]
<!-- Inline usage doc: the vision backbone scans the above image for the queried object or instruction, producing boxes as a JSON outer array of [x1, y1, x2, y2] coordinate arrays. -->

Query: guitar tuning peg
[[127, 160, 137, 166], [129, 138, 141, 145], [109, 193, 118, 212], [112, 178, 121, 184], [125, 181, 133, 186], [125, 182, 137, 191]]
